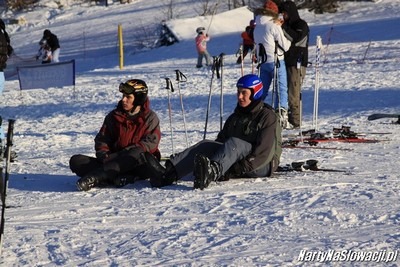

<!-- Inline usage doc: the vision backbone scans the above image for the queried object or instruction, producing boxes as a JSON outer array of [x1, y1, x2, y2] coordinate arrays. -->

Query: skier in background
[[40, 29, 60, 63], [69, 79, 165, 191], [236, 26, 256, 64], [195, 27, 212, 68], [279, 0, 309, 129]]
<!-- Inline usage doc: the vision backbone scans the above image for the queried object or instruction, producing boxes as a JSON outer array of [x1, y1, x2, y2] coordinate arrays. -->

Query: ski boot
[[76, 169, 108, 191], [193, 154, 221, 190], [142, 152, 178, 188], [291, 159, 319, 171]]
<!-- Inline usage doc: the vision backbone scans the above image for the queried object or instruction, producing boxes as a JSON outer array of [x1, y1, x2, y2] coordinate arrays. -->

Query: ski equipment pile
[[283, 125, 386, 147]]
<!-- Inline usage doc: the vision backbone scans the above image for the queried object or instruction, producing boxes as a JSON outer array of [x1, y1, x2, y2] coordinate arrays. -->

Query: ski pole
[[271, 42, 278, 109], [218, 53, 225, 131], [313, 36, 322, 131], [0, 119, 16, 255], [0, 167, 3, 256], [164, 78, 175, 154], [239, 45, 244, 76], [174, 69, 189, 148], [206, 1, 219, 34], [251, 46, 256, 74], [204, 56, 217, 140]]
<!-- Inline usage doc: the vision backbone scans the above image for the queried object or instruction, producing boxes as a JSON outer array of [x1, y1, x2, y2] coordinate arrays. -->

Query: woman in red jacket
[[70, 79, 164, 191]]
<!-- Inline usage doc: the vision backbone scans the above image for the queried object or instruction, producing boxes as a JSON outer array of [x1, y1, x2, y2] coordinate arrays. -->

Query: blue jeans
[[196, 51, 212, 67], [259, 60, 288, 110]]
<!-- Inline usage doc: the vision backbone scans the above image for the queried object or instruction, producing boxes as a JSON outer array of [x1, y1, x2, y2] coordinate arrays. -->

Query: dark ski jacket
[[94, 98, 161, 162], [0, 19, 12, 71], [280, 1, 309, 67], [216, 100, 277, 174], [43, 31, 60, 52]]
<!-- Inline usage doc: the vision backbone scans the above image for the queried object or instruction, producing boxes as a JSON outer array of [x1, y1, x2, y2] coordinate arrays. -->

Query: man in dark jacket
[[69, 79, 164, 191], [145, 74, 281, 190], [279, 1, 309, 128], [0, 19, 13, 94], [0, 19, 13, 152], [41, 29, 60, 62]]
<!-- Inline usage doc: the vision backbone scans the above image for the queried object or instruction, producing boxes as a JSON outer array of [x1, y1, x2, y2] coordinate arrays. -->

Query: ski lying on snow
[[282, 143, 353, 151], [277, 159, 350, 173], [367, 113, 400, 124]]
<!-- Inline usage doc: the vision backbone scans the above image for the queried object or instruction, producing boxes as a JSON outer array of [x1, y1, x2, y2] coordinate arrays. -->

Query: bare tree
[[196, 0, 219, 16]]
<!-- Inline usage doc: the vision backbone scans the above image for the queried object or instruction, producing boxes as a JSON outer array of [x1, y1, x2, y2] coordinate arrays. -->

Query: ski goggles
[[119, 82, 147, 95], [119, 83, 135, 94]]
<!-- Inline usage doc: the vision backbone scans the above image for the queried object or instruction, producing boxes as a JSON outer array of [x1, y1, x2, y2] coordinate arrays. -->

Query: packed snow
[[1, 0, 400, 265]]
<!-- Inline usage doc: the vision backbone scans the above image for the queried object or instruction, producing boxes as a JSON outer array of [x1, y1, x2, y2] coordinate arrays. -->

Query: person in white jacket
[[253, 0, 291, 128]]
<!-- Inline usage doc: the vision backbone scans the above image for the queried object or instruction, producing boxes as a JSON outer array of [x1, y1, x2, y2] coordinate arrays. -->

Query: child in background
[[36, 40, 52, 64]]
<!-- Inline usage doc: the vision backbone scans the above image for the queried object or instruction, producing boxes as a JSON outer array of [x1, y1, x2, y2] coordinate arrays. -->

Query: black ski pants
[[69, 149, 148, 181]]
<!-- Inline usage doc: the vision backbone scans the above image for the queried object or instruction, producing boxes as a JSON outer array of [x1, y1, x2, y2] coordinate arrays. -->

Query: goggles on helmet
[[119, 82, 147, 95]]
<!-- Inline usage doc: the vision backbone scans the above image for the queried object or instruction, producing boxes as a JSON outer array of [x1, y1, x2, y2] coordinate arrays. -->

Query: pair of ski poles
[[237, 45, 257, 76], [257, 42, 282, 121], [164, 70, 188, 154], [204, 53, 225, 140]]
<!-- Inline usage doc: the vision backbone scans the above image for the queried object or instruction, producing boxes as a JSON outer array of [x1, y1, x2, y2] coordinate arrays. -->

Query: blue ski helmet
[[236, 74, 263, 101]]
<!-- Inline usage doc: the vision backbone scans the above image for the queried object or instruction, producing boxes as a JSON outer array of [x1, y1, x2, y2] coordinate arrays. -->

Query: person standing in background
[[195, 27, 212, 68], [279, 0, 309, 129], [253, 0, 291, 128], [41, 29, 60, 63], [0, 19, 13, 95], [0, 19, 13, 149]]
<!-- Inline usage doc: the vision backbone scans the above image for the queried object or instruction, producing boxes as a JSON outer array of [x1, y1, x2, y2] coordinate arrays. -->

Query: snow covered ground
[[1, 0, 400, 265]]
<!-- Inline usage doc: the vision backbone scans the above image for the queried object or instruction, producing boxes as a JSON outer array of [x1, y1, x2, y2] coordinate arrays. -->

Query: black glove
[[223, 162, 244, 180], [96, 151, 109, 163]]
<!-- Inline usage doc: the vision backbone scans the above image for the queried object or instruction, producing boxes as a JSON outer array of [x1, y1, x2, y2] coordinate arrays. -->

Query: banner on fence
[[17, 60, 75, 90]]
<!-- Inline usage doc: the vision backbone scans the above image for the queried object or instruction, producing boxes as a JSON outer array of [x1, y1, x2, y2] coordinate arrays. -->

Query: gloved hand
[[97, 151, 112, 163], [223, 161, 244, 180]]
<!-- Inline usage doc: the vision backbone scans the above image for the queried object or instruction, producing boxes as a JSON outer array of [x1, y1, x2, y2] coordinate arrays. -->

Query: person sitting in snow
[[69, 79, 165, 191], [195, 27, 212, 68], [144, 74, 282, 190]]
